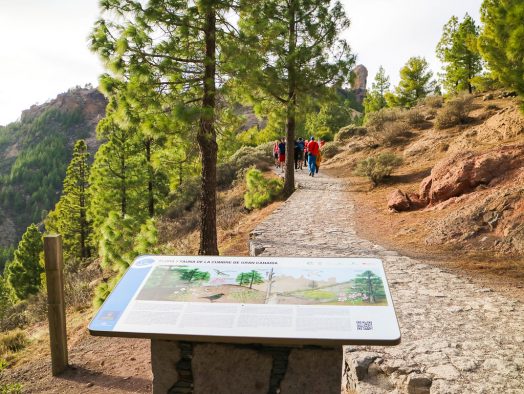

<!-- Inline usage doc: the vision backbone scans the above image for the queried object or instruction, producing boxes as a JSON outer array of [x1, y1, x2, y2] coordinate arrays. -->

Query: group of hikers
[[273, 136, 325, 177]]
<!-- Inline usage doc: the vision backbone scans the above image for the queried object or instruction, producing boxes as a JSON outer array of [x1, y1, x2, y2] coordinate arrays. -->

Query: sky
[[0, 0, 483, 126]]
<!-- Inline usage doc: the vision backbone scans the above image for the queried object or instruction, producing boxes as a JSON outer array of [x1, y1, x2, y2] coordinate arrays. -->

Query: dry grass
[[381, 121, 414, 146], [0, 330, 27, 356], [420, 95, 444, 109], [435, 94, 474, 130], [321, 141, 341, 158]]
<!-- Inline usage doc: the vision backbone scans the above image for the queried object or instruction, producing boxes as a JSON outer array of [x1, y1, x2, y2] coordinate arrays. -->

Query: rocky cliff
[[0, 87, 107, 247]]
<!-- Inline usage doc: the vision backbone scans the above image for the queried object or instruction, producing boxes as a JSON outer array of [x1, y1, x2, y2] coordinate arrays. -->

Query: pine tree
[[232, 0, 354, 197], [390, 57, 435, 108], [479, 0, 524, 108], [46, 140, 93, 259], [437, 14, 483, 94], [6, 224, 43, 300], [90, 0, 242, 255], [0, 275, 14, 320], [364, 66, 391, 114], [88, 118, 148, 241]]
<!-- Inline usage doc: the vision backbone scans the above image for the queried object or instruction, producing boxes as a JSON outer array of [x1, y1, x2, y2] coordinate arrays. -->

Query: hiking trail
[[249, 168, 524, 394]]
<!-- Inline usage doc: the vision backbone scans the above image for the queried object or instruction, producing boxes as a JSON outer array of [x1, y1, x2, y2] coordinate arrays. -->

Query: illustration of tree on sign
[[175, 268, 210, 284], [352, 271, 386, 304], [236, 270, 264, 289]]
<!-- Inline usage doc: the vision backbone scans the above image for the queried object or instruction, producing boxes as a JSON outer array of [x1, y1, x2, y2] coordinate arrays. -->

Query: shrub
[[321, 142, 341, 159], [316, 129, 334, 142], [354, 153, 403, 186], [381, 122, 413, 147], [244, 168, 283, 209], [420, 95, 444, 108], [256, 141, 275, 157], [0, 383, 23, 394], [0, 301, 28, 332], [435, 94, 474, 129], [334, 126, 367, 141], [0, 329, 27, 355], [470, 73, 502, 92], [229, 146, 271, 171], [404, 108, 426, 127], [365, 108, 403, 133]]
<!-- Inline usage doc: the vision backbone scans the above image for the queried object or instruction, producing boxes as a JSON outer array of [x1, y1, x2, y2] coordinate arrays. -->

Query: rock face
[[420, 144, 524, 204], [351, 64, 368, 105], [390, 144, 524, 211]]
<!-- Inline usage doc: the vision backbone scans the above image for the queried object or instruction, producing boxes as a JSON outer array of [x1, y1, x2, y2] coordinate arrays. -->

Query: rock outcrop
[[419, 145, 524, 204], [389, 144, 524, 212], [351, 65, 368, 105]]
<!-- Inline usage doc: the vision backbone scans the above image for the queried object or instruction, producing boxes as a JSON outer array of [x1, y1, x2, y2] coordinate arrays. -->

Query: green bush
[[334, 126, 367, 141], [354, 153, 403, 186], [0, 383, 23, 394], [321, 142, 341, 159], [470, 73, 502, 93], [435, 94, 474, 129], [244, 168, 283, 209], [229, 146, 271, 171]]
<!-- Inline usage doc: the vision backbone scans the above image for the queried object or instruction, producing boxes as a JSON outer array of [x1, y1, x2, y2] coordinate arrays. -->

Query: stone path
[[249, 168, 524, 394]]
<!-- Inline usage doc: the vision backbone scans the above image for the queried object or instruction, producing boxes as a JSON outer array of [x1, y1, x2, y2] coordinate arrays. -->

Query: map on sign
[[89, 256, 401, 346]]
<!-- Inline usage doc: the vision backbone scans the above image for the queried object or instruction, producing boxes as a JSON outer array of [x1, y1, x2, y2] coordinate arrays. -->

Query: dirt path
[[250, 168, 524, 393]]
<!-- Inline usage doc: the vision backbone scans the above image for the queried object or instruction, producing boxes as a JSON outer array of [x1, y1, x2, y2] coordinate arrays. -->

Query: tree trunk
[[197, 5, 219, 256], [145, 138, 155, 218], [283, 2, 297, 198]]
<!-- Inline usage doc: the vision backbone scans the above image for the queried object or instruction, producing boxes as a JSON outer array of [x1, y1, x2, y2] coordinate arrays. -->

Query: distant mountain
[[0, 87, 107, 247]]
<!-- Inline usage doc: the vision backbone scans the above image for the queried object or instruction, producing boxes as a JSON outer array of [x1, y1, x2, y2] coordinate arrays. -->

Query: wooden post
[[44, 235, 68, 375]]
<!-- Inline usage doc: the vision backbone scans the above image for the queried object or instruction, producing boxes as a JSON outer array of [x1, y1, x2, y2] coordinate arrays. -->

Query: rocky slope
[[325, 92, 524, 261], [0, 87, 107, 246]]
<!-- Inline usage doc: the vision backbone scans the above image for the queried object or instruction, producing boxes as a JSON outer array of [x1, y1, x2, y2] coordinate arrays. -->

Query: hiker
[[316, 149, 322, 174], [278, 138, 286, 172], [307, 136, 319, 176], [295, 138, 305, 170], [304, 138, 309, 167], [273, 140, 279, 168]]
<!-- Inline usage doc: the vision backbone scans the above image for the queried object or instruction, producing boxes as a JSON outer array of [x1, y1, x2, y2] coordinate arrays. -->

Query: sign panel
[[89, 256, 401, 346]]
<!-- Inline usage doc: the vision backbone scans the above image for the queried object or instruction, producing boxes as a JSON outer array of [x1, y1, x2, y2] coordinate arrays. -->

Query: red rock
[[407, 193, 427, 209], [388, 189, 411, 211], [425, 145, 524, 204], [419, 176, 432, 202]]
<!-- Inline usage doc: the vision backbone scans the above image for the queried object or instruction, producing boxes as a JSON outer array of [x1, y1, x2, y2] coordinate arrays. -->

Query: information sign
[[89, 256, 401, 346]]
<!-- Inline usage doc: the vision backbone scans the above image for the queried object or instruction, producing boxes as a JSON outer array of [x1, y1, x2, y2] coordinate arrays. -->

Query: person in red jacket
[[307, 136, 319, 176]]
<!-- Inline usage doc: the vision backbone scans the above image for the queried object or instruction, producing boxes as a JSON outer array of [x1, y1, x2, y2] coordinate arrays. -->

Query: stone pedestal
[[151, 340, 344, 394]]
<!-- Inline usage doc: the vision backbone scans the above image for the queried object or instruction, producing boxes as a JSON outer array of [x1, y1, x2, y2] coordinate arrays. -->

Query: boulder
[[424, 145, 524, 204], [387, 190, 411, 211]]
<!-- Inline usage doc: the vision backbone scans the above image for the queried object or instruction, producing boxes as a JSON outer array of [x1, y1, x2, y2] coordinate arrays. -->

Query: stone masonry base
[[151, 339, 345, 394]]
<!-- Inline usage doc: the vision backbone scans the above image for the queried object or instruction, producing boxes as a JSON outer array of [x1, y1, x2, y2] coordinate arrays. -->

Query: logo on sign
[[133, 257, 155, 268]]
